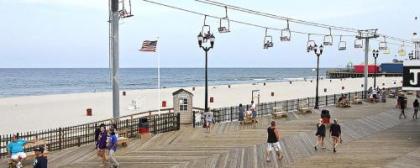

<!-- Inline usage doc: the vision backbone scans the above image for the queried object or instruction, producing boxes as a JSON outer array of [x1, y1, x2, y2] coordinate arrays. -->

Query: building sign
[[403, 60, 420, 90]]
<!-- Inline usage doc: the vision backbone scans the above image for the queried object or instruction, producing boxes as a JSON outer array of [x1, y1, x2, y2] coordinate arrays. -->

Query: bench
[[117, 137, 128, 147], [240, 113, 257, 125], [117, 129, 130, 147], [352, 97, 363, 105], [297, 103, 312, 114], [272, 107, 288, 119]]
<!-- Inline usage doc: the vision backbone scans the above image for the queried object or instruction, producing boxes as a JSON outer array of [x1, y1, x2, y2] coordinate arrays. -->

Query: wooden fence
[[0, 109, 180, 158]]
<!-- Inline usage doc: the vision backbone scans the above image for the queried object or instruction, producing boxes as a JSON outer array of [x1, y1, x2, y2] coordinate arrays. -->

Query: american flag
[[139, 40, 158, 52]]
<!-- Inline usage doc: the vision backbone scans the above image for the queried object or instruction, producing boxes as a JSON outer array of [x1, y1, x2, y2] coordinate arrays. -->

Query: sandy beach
[[0, 76, 401, 134]]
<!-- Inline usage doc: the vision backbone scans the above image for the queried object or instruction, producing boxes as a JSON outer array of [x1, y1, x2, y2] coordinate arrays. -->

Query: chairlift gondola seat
[[280, 29, 291, 41], [354, 39, 363, 48], [338, 41, 347, 51], [323, 35, 333, 46], [218, 17, 230, 33]]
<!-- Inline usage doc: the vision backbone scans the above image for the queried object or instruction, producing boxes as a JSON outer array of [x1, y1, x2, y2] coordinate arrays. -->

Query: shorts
[[205, 120, 212, 126], [266, 142, 281, 152], [11, 152, 26, 160]]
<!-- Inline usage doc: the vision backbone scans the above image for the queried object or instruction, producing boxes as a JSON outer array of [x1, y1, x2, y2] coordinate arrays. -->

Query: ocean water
[[0, 68, 330, 97]]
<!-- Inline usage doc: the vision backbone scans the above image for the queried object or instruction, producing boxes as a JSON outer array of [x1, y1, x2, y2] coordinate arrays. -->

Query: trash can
[[86, 108, 92, 116], [138, 117, 149, 134]]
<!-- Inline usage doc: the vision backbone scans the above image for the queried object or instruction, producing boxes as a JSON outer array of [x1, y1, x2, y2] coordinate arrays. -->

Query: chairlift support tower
[[356, 29, 379, 98], [110, 0, 120, 121], [413, 33, 420, 59]]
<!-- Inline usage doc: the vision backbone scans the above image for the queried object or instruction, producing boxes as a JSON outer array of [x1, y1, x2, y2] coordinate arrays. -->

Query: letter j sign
[[403, 60, 420, 90]]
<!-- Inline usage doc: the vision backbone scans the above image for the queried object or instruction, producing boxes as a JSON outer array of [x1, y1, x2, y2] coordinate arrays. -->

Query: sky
[[0, 0, 419, 68]]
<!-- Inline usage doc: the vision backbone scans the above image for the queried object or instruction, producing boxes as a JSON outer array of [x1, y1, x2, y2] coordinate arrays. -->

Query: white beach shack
[[172, 89, 194, 124]]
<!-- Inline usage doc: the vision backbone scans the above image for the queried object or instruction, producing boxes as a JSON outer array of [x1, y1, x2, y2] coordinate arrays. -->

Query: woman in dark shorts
[[96, 126, 108, 165], [330, 119, 341, 153], [314, 119, 326, 150]]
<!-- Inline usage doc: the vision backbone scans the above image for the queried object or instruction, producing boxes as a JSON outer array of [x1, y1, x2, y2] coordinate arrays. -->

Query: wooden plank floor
[[3, 96, 420, 168]]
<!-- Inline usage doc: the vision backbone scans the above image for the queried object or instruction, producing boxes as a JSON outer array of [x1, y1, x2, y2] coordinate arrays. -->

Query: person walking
[[32, 146, 47, 168], [398, 95, 407, 119], [251, 101, 257, 119], [95, 124, 105, 149], [314, 119, 326, 150], [204, 110, 213, 133], [330, 119, 341, 153], [108, 131, 119, 168], [238, 104, 245, 121], [265, 121, 283, 162], [96, 126, 108, 166], [413, 99, 419, 119], [7, 135, 28, 168]]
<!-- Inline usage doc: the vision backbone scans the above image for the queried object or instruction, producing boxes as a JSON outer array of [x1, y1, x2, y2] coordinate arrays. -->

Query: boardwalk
[[3, 96, 420, 168]]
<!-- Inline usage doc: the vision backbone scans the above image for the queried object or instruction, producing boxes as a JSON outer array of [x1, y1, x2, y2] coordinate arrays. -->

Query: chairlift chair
[[280, 20, 291, 41], [383, 49, 391, 55], [218, 18, 230, 33], [354, 38, 363, 48], [338, 35, 346, 51], [201, 15, 212, 43], [398, 42, 406, 56], [119, 0, 134, 18], [323, 28, 333, 46], [218, 6, 230, 33], [379, 36, 388, 51], [306, 34, 316, 52], [263, 28, 273, 49]]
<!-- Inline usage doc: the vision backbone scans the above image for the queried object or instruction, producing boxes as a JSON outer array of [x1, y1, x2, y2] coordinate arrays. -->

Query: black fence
[[0, 111, 180, 158], [193, 87, 400, 127]]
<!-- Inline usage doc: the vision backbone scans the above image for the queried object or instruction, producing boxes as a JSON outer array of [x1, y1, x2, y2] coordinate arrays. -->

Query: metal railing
[[193, 87, 400, 127]]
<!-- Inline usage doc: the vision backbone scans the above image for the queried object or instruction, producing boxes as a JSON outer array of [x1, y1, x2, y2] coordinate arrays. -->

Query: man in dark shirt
[[398, 95, 407, 119], [330, 119, 341, 153], [33, 146, 47, 168]]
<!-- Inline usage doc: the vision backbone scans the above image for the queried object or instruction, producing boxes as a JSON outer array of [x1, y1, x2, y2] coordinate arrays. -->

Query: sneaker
[[16, 162, 23, 168], [266, 158, 271, 162], [314, 146, 317, 151]]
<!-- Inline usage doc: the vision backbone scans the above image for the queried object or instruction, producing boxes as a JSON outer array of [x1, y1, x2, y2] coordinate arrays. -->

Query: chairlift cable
[[142, 0, 355, 37], [195, 0, 412, 45], [142, 0, 409, 45]]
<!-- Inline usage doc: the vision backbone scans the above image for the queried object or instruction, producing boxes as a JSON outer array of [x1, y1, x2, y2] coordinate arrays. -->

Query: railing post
[[286, 100, 288, 112], [130, 116, 134, 138], [153, 115, 157, 134], [307, 97, 310, 107], [58, 128, 62, 150], [334, 94, 336, 104], [77, 137, 81, 147], [0, 135, 2, 158], [177, 113, 180, 130], [193, 111, 196, 128], [325, 95, 328, 106], [230, 107, 233, 122]]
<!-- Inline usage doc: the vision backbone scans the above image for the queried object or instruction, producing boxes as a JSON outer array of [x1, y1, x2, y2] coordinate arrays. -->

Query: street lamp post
[[308, 43, 324, 109], [197, 32, 215, 112], [372, 49, 379, 89]]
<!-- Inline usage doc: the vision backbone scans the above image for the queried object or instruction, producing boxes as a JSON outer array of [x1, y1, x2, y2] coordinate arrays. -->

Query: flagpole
[[157, 37, 161, 116]]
